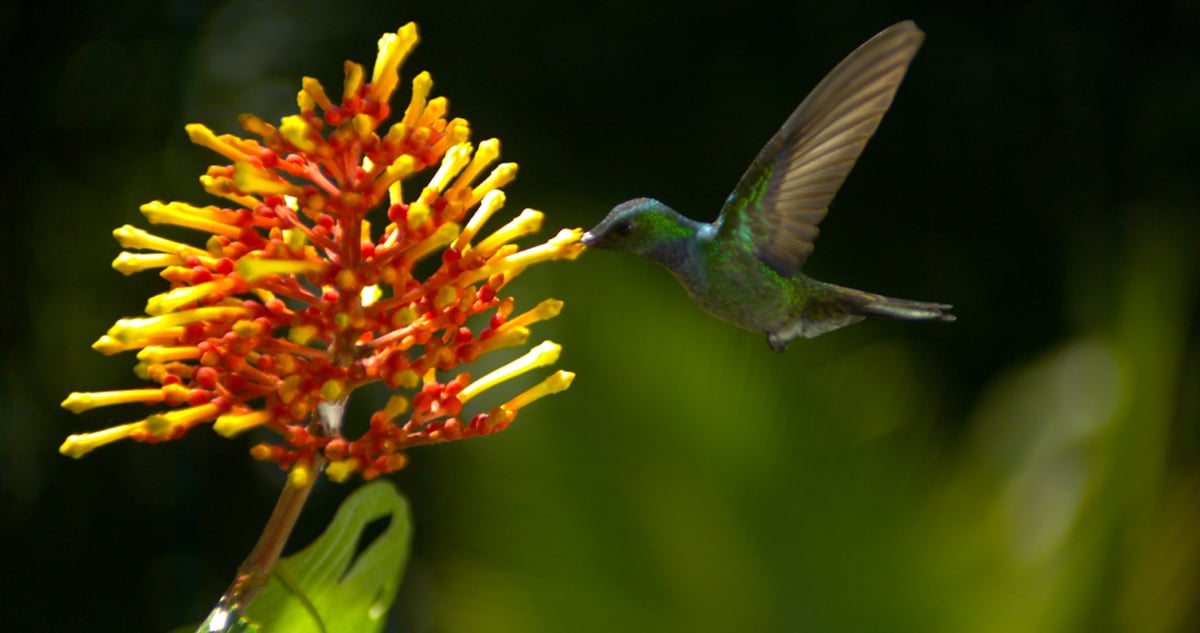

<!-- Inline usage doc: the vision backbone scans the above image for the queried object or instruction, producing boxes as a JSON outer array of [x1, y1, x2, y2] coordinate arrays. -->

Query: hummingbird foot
[[767, 332, 789, 353]]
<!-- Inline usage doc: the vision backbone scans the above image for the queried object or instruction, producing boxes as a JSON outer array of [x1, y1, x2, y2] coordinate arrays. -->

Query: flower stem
[[218, 453, 327, 615]]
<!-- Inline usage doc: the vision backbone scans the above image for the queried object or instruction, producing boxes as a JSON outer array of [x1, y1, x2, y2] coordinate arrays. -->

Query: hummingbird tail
[[827, 284, 956, 323]]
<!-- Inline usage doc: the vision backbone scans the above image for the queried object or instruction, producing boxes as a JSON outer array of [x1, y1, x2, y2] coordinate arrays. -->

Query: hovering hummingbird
[[581, 21, 954, 351]]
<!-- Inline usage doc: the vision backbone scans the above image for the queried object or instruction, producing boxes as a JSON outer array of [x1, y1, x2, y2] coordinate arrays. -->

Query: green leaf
[[244, 479, 412, 633]]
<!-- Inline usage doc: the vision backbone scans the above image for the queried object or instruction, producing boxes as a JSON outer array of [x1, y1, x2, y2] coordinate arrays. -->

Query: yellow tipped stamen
[[402, 71, 433, 129], [458, 340, 562, 404], [186, 124, 254, 163], [60, 422, 143, 458], [214, 410, 273, 438], [137, 346, 202, 364], [406, 222, 460, 263], [473, 209, 543, 256], [145, 277, 240, 316], [61, 386, 187, 413], [469, 163, 518, 207], [112, 252, 182, 275], [369, 23, 420, 104], [326, 459, 361, 483], [278, 115, 318, 153], [503, 370, 575, 412], [235, 257, 329, 281], [455, 190, 506, 251], [447, 138, 500, 198], [233, 161, 306, 196], [502, 299, 564, 331], [140, 201, 241, 238], [301, 76, 335, 113], [343, 60, 365, 101], [107, 307, 251, 344], [113, 225, 211, 259], [423, 143, 474, 199]]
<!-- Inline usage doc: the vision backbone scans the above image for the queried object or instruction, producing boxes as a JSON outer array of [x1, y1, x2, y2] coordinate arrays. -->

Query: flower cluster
[[60, 23, 584, 481]]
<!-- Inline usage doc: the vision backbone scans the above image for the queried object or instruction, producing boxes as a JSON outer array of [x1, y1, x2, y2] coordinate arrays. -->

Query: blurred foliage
[[1, 1, 1197, 632]]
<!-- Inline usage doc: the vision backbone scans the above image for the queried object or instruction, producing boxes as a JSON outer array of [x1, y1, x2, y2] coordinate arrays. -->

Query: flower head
[[61, 23, 584, 480]]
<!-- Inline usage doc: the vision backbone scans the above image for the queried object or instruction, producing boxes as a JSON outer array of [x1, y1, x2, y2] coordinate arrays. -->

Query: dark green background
[[3, 1, 1198, 631]]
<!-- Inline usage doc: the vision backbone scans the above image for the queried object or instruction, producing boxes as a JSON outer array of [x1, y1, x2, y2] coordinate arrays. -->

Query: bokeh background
[[3, 1, 1199, 631]]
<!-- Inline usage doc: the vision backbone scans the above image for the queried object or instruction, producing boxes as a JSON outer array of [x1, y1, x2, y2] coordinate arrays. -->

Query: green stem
[[219, 453, 327, 613]]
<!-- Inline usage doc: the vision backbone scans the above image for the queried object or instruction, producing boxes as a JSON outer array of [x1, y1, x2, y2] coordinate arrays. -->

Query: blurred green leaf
[[243, 480, 411, 633]]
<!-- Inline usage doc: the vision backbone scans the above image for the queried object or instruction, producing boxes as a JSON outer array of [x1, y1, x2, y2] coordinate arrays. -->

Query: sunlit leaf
[[244, 480, 411, 632]]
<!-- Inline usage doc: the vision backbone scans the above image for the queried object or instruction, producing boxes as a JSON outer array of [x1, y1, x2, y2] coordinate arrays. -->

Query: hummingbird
[[581, 21, 954, 352]]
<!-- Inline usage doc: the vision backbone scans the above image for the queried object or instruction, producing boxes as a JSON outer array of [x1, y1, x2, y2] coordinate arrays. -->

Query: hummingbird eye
[[612, 219, 634, 237]]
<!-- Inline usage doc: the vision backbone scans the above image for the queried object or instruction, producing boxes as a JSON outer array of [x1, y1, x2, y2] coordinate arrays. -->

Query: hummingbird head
[[581, 198, 699, 263]]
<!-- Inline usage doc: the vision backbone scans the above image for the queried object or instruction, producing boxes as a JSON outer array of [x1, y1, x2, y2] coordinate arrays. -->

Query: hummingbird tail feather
[[827, 284, 956, 323]]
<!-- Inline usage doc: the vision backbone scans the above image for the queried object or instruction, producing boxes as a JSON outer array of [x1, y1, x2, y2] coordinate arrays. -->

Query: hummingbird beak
[[580, 231, 598, 247]]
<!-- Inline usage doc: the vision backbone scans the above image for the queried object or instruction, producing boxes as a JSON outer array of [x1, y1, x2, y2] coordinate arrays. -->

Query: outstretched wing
[[717, 21, 924, 276]]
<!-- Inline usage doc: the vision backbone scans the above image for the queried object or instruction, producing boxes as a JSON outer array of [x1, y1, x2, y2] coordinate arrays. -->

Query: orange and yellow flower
[[60, 23, 584, 481]]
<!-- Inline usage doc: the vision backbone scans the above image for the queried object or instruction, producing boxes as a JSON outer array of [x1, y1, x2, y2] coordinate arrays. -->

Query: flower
[[60, 23, 585, 481]]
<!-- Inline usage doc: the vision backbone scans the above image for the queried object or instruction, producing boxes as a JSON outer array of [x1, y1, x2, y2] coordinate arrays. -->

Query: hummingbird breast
[[671, 236, 811, 335]]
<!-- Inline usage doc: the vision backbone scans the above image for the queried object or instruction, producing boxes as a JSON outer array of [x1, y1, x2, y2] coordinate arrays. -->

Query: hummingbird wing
[[717, 21, 924, 276]]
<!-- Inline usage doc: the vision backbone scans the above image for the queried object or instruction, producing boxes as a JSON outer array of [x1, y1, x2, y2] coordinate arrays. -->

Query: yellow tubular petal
[[112, 224, 210, 258], [238, 113, 279, 143], [447, 138, 500, 197], [343, 60, 365, 101], [406, 222, 460, 263], [61, 388, 170, 413], [236, 257, 329, 281], [478, 326, 530, 355], [418, 97, 448, 127], [107, 307, 251, 343], [455, 190, 506, 251], [140, 201, 242, 238], [137, 346, 201, 364], [402, 71, 433, 129], [278, 115, 318, 153], [370, 23, 419, 103], [288, 462, 313, 488], [60, 422, 143, 458], [112, 252, 182, 275], [423, 143, 474, 198], [326, 458, 361, 483], [503, 370, 575, 411], [472, 209, 543, 256], [233, 162, 306, 196], [186, 124, 252, 163], [199, 174, 264, 209], [144, 403, 220, 436], [502, 299, 564, 331], [301, 76, 334, 112], [374, 154, 416, 200], [458, 340, 562, 404], [469, 163, 518, 207], [213, 410, 273, 438], [488, 227, 585, 272], [145, 277, 239, 316]]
